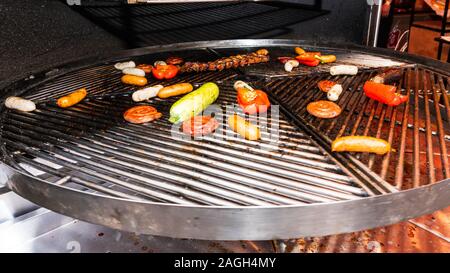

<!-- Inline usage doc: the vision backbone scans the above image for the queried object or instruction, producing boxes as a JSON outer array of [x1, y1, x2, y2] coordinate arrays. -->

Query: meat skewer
[[179, 49, 269, 73]]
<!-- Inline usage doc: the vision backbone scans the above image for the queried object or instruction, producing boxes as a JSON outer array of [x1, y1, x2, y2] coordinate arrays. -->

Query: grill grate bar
[[3, 78, 368, 205], [423, 71, 436, 184], [263, 64, 450, 191]]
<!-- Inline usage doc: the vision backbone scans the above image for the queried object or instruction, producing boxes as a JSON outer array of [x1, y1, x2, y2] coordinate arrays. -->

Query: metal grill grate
[[262, 66, 450, 190], [1, 41, 449, 239]]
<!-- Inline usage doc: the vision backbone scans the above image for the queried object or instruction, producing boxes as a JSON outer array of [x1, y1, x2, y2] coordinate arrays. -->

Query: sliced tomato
[[318, 80, 337, 92], [237, 89, 270, 115], [182, 116, 219, 136]]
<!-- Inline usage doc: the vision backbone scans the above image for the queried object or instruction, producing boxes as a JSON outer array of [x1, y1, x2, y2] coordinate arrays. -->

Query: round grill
[[0, 40, 449, 240]]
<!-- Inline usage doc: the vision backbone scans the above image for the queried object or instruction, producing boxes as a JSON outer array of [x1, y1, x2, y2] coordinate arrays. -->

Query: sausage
[[157, 83, 193, 98], [284, 60, 299, 72], [114, 61, 135, 70], [136, 64, 153, 74], [370, 68, 402, 84], [227, 114, 260, 140], [327, 84, 343, 101], [331, 136, 391, 155], [5, 96, 36, 112], [122, 67, 146, 77], [233, 80, 254, 91], [307, 100, 342, 118], [57, 88, 87, 108], [154, 61, 167, 66], [121, 75, 147, 86], [132, 85, 164, 102], [330, 65, 358, 76]]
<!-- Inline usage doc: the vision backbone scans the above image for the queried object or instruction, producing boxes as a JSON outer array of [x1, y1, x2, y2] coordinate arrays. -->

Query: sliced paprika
[[152, 64, 179, 80], [237, 88, 271, 115], [363, 81, 408, 107]]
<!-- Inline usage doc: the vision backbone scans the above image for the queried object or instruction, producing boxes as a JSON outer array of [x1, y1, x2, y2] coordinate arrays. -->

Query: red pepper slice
[[152, 64, 179, 80], [297, 59, 320, 67], [237, 88, 270, 115], [363, 81, 408, 107], [277, 57, 295, 64], [296, 52, 321, 62]]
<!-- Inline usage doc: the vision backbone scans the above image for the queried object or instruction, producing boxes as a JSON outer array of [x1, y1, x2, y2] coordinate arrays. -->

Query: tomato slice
[[318, 80, 337, 92], [182, 116, 219, 136], [237, 89, 270, 115]]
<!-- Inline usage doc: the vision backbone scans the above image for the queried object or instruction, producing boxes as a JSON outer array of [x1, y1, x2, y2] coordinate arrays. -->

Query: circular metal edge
[[1, 39, 450, 240], [2, 162, 449, 240]]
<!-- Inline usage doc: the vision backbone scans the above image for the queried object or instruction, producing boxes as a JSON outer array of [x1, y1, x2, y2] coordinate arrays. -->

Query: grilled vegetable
[[122, 67, 146, 77], [363, 81, 407, 107], [5, 97, 36, 112], [330, 65, 358, 75], [297, 59, 320, 67], [228, 114, 260, 140], [237, 88, 270, 115], [168, 82, 219, 124], [318, 80, 337, 92], [331, 136, 391, 155], [114, 61, 135, 70], [121, 75, 147, 86], [294, 47, 306, 55], [57, 88, 87, 108], [158, 83, 193, 98], [296, 52, 321, 62], [123, 105, 162, 124], [315, 54, 337, 64], [132, 85, 164, 102], [152, 64, 179, 80], [182, 116, 219, 136], [277, 57, 295, 64], [370, 68, 402, 84], [306, 100, 342, 119], [136, 64, 153, 73]]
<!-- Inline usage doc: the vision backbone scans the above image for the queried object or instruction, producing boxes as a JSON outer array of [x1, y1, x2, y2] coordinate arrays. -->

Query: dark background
[[0, 0, 369, 85]]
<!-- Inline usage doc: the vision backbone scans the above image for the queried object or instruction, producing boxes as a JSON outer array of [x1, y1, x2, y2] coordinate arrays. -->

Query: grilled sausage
[[5, 96, 36, 112], [284, 60, 299, 72], [114, 61, 135, 70], [330, 65, 358, 76], [132, 85, 164, 102], [122, 67, 146, 77], [332, 136, 391, 155], [228, 114, 260, 141], [370, 68, 402, 84], [157, 83, 194, 98], [327, 84, 343, 101], [121, 75, 147, 86], [307, 100, 342, 118], [233, 80, 254, 91], [57, 88, 87, 108]]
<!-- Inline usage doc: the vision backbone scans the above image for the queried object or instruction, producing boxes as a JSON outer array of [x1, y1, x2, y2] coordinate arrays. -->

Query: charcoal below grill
[[0, 40, 449, 240]]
